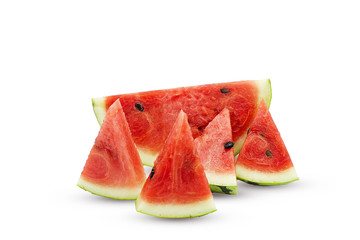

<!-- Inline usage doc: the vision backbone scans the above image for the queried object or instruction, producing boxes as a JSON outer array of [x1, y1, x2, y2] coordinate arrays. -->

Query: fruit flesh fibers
[[194, 108, 237, 194], [136, 110, 216, 218], [236, 100, 298, 185], [78, 100, 146, 199]]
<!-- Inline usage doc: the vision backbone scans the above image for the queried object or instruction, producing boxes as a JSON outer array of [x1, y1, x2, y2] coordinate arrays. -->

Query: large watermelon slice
[[92, 79, 272, 166], [194, 108, 237, 195], [235, 100, 298, 185], [78, 99, 146, 199], [135, 110, 216, 218]]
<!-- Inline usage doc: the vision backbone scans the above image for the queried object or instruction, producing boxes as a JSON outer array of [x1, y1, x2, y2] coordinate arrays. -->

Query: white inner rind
[[92, 98, 106, 125], [77, 176, 143, 200], [233, 134, 247, 156], [135, 196, 216, 218], [138, 150, 158, 167], [236, 165, 298, 184], [205, 171, 237, 187], [256, 79, 272, 108]]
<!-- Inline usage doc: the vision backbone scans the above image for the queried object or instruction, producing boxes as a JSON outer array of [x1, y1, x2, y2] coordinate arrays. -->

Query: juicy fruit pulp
[[194, 108, 237, 194], [78, 100, 146, 199], [235, 100, 298, 185], [93, 79, 272, 166], [135, 110, 216, 218]]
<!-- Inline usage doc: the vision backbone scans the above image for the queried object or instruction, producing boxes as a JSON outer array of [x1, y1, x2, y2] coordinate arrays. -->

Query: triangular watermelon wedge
[[92, 79, 272, 167], [235, 100, 298, 185], [135, 110, 216, 218], [194, 108, 237, 195], [77, 99, 146, 199]]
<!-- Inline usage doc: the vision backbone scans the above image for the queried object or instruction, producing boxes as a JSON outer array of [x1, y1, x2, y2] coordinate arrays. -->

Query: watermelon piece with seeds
[[92, 79, 272, 167], [235, 100, 298, 185], [194, 108, 237, 194], [135, 110, 216, 218], [77, 99, 146, 199]]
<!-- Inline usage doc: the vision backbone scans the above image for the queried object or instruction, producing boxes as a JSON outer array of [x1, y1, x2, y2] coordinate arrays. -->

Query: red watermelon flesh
[[194, 108, 237, 194], [78, 99, 146, 199], [93, 79, 272, 166], [135, 110, 216, 218], [235, 100, 298, 185]]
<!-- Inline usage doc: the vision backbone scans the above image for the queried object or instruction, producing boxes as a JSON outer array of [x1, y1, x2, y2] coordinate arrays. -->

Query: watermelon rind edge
[[237, 178, 298, 186], [256, 78, 272, 109], [204, 171, 238, 194], [264, 78, 272, 108], [135, 196, 217, 218], [210, 184, 238, 195], [138, 151, 158, 167], [92, 97, 106, 125], [235, 165, 299, 186], [77, 177, 142, 200]]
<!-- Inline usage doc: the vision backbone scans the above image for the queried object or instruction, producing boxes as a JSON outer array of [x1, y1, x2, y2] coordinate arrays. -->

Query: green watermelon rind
[[135, 196, 217, 218], [77, 177, 142, 200], [237, 178, 298, 186], [210, 184, 238, 195], [235, 165, 299, 186], [260, 78, 272, 109], [204, 171, 238, 195], [92, 98, 106, 125], [138, 151, 158, 167]]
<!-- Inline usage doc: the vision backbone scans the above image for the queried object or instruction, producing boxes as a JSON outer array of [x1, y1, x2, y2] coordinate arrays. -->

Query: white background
[[1, 0, 359, 239]]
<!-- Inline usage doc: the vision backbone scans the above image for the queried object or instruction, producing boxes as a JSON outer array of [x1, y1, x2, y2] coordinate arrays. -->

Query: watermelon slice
[[92, 79, 272, 167], [235, 100, 298, 185], [77, 99, 146, 199], [194, 108, 237, 195], [135, 110, 216, 218]]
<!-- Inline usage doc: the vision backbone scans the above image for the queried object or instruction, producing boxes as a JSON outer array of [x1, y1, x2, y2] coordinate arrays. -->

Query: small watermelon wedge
[[135, 110, 216, 218], [194, 108, 237, 195], [77, 99, 146, 199], [235, 100, 298, 185], [92, 79, 272, 167]]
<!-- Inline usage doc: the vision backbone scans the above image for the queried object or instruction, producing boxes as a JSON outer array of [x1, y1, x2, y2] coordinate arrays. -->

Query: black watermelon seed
[[220, 88, 230, 94], [224, 142, 234, 149], [149, 168, 155, 179], [135, 102, 144, 111], [266, 150, 272, 158], [247, 128, 250, 134]]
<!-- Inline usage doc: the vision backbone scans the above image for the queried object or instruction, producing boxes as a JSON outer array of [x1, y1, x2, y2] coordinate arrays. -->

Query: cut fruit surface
[[135, 110, 216, 218], [93, 79, 272, 166], [194, 108, 237, 194], [235, 100, 298, 185], [78, 99, 146, 199]]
